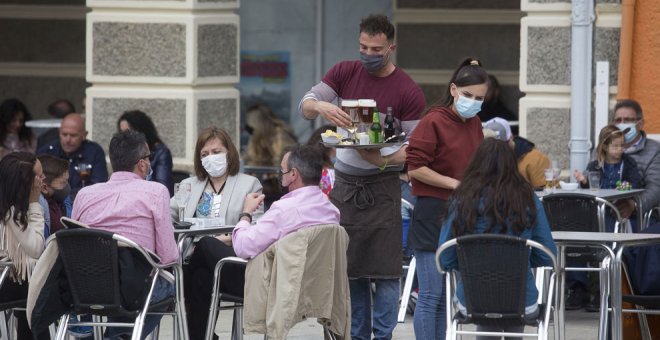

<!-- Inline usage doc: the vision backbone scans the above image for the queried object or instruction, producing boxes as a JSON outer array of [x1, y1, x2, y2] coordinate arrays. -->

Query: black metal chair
[[436, 234, 558, 340], [0, 261, 25, 340], [541, 193, 624, 339], [205, 256, 248, 340], [51, 228, 184, 340]]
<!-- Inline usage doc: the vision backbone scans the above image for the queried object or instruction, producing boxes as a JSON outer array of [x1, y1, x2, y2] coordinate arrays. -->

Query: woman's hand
[[574, 170, 587, 184], [242, 193, 266, 214]]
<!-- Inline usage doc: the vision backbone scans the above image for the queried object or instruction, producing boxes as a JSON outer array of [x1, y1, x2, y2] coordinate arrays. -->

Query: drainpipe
[[313, 0, 324, 129], [569, 0, 595, 175], [617, 0, 635, 99]]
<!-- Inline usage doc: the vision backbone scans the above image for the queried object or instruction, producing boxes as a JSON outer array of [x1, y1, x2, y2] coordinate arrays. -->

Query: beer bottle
[[369, 109, 383, 144], [383, 107, 396, 141]]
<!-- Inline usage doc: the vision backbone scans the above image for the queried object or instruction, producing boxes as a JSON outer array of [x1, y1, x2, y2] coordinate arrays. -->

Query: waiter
[[298, 14, 425, 340]]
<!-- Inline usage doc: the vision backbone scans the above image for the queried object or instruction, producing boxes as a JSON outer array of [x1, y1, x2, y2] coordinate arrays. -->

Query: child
[[574, 125, 641, 189]]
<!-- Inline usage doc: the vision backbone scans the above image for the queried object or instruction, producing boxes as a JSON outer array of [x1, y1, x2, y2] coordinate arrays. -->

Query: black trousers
[[0, 279, 49, 340], [185, 237, 245, 340]]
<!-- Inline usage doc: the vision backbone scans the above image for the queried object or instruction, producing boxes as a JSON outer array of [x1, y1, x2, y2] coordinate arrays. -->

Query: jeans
[[413, 249, 446, 340], [350, 278, 400, 340], [105, 276, 175, 340]]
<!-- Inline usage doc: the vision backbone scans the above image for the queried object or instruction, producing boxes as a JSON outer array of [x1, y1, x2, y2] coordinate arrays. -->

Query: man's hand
[[243, 193, 266, 214], [356, 148, 385, 167], [615, 198, 636, 219], [315, 101, 351, 128]]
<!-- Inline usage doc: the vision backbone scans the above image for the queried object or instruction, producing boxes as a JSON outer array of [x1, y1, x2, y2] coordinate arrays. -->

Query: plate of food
[[320, 129, 343, 144], [322, 141, 400, 149]]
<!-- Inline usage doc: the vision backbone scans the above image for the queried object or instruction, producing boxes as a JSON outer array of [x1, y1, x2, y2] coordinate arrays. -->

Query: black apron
[[330, 170, 402, 278]]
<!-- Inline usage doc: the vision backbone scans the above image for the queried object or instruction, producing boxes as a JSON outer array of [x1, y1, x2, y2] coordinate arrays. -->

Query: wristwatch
[[238, 212, 252, 223]]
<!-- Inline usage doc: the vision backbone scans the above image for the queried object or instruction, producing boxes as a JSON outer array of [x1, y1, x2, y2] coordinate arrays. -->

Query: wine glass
[[174, 183, 191, 222], [75, 163, 92, 187]]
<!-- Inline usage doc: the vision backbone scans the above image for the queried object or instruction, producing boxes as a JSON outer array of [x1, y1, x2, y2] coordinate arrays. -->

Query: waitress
[[405, 57, 488, 340]]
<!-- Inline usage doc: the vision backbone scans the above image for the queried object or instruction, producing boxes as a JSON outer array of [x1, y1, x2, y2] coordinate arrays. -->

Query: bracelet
[[238, 212, 252, 223], [379, 157, 389, 171]]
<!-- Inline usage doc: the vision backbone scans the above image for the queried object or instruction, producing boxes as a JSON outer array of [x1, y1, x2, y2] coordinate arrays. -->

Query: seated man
[[36, 99, 76, 150], [483, 117, 550, 189], [186, 145, 340, 340], [37, 113, 108, 197], [71, 130, 178, 340]]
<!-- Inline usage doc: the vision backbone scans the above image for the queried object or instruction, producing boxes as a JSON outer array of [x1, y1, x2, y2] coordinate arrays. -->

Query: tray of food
[[320, 129, 402, 149]]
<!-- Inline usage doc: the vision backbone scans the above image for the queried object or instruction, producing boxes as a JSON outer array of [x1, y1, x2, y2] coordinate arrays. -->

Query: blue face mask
[[616, 123, 638, 143], [454, 94, 483, 119], [146, 164, 153, 181]]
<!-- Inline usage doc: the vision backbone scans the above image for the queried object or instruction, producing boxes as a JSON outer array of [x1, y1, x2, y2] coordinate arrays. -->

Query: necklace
[[209, 179, 226, 195]]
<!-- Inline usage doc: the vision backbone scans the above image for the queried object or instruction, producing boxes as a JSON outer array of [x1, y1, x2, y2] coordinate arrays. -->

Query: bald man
[[37, 113, 108, 196]]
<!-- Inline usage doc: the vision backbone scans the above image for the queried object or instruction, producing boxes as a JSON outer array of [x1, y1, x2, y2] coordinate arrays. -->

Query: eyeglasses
[[136, 153, 151, 164], [613, 117, 638, 124], [279, 169, 293, 176]]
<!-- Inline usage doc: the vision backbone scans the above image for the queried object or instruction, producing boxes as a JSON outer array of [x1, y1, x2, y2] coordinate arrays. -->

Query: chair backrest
[[0, 261, 12, 288], [453, 234, 530, 328], [541, 193, 603, 232], [55, 228, 154, 317]]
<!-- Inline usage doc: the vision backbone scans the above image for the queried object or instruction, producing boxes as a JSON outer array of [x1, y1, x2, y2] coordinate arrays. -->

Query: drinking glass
[[174, 183, 191, 222], [346, 108, 360, 142], [544, 169, 554, 194], [588, 172, 601, 191], [552, 168, 561, 189]]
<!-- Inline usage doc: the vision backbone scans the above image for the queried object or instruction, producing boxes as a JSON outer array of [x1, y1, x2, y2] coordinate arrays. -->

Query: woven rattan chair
[[52, 228, 184, 340], [541, 193, 624, 338], [436, 234, 558, 340]]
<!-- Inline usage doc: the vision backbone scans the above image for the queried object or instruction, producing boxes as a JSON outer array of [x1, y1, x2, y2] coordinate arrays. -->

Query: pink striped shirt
[[72, 172, 178, 264]]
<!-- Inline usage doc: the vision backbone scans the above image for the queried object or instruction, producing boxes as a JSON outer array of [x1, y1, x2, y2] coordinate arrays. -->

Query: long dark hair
[[0, 98, 34, 144], [117, 110, 163, 151], [450, 138, 537, 237], [0, 152, 38, 230], [424, 57, 489, 116]]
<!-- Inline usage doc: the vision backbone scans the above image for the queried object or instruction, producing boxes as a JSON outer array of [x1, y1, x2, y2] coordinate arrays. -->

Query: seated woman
[[118, 110, 174, 196], [0, 152, 48, 340], [38, 155, 72, 234], [171, 127, 261, 340], [0, 99, 36, 160], [439, 138, 557, 337]]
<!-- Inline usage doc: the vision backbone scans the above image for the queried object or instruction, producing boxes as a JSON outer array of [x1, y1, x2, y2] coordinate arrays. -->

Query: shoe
[[565, 287, 589, 310], [67, 325, 93, 338], [585, 294, 601, 312], [407, 291, 418, 315]]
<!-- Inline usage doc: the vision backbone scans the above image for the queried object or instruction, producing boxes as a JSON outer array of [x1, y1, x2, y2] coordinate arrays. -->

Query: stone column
[[519, 0, 621, 168], [86, 0, 239, 170]]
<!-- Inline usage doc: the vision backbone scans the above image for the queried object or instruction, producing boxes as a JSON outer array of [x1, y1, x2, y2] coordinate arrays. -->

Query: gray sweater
[[625, 131, 660, 214]]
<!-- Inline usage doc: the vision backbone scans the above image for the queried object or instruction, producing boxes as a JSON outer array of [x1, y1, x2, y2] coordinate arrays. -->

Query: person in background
[[406, 57, 487, 340], [575, 125, 641, 190], [38, 155, 72, 234], [72, 130, 177, 340], [36, 99, 76, 150], [118, 110, 174, 196], [299, 14, 426, 339], [306, 124, 336, 195], [439, 138, 557, 337], [0, 98, 36, 159], [400, 164, 415, 258], [174, 127, 261, 340], [243, 104, 298, 167], [0, 152, 48, 340], [610, 99, 660, 221], [478, 75, 518, 134], [483, 117, 550, 189], [37, 113, 108, 196]]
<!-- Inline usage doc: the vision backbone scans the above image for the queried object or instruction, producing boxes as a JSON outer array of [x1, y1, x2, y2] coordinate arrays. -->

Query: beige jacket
[[0, 203, 45, 283], [239, 224, 351, 340]]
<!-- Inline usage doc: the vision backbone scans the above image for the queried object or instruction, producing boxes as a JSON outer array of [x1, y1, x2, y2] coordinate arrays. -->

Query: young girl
[[439, 138, 557, 338], [574, 124, 641, 189]]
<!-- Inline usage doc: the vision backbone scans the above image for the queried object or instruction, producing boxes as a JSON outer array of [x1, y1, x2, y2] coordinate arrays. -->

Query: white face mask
[[202, 153, 228, 178]]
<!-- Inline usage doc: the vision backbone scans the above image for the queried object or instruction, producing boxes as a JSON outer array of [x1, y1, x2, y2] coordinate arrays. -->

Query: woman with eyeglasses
[[171, 126, 262, 340], [0, 152, 49, 340], [118, 110, 174, 196]]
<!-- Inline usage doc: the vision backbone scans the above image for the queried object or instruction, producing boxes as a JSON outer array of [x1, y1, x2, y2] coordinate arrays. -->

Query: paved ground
[[158, 308, 602, 339]]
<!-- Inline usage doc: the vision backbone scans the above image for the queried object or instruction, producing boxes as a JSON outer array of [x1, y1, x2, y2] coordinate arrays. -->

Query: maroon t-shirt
[[406, 106, 484, 200], [322, 60, 425, 123]]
